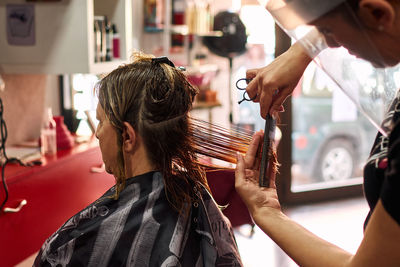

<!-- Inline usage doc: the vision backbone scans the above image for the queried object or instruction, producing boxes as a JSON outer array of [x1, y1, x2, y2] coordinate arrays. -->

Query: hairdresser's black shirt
[[363, 90, 400, 228]]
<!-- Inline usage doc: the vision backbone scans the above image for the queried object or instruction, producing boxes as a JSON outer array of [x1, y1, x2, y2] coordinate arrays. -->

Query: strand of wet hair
[[190, 117, 280, 173], [190, 117, 252, 164]]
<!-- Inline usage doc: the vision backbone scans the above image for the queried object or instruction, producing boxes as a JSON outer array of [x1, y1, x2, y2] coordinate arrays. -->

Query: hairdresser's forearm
[[253, 209, 353, 267], [289, 40, 313, 63]]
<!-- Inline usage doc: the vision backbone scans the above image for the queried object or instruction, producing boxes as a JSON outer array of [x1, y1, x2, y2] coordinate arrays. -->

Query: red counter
[[0, 141, 114, 267], [0, 141, 252, 266]]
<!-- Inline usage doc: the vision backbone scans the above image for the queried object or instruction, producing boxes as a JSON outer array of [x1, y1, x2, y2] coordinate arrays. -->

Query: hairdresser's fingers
[[246, 68, 258, 80], [269, 173, 277, 189], [244, 132, 262, 169], [259, 89, 281, 118], [253, 131, 263, 171], [235, 152, 246, 188], [259, 89, 269, 119], [268, 87, 292, 116], [244, 169, 253, 177], [245, 169, 258, 184], [235, 153, 259, 194], [245, 77, 260, 103], [246, 68, 258, 101], [267, 163, 277, 189]]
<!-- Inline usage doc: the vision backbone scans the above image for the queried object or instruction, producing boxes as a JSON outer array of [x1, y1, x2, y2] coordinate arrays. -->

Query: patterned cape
[[34, 171, 243, 266]]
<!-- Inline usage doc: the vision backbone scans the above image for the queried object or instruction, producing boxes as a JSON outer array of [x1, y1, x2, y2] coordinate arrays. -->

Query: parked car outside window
[[292, 62, 378, 185]]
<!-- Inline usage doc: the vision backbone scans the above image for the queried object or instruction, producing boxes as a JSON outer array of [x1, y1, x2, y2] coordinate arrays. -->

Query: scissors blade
[[259, 114, 276, 187]]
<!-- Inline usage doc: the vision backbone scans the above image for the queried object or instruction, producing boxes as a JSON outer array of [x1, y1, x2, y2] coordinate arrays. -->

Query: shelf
[[171, 25, 223, 37], [0, 0, 132, 74], [192, 101, 221, 110], [144, 25, 222, 37]]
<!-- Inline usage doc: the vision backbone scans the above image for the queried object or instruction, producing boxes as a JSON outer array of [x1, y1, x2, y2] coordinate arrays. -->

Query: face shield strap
[[296, 27, 327, 59]]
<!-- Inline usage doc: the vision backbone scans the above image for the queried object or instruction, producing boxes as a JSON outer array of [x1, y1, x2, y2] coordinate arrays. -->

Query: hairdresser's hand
[[246, 42, 312, 118], [235, 131, 282, 222]]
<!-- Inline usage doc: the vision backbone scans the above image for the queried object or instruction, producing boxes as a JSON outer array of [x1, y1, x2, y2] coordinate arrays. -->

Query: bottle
[[41, 108, 57, 156], [144, 0, 164, 30], [105, 18, 113, 61], [171, 0, 185, 47], [112, 24, 120, 59]]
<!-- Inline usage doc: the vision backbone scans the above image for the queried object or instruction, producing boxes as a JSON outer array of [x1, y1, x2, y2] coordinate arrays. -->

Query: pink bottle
[[40, 108, 57, 155], [112, 24, 120, 59]]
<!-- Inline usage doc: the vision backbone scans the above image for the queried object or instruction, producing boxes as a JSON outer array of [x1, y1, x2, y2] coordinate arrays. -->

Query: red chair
[[206, 169, 253, 228]]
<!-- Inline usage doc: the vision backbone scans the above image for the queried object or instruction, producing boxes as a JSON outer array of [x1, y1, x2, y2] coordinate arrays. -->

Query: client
[[34, 53, 243, 266]]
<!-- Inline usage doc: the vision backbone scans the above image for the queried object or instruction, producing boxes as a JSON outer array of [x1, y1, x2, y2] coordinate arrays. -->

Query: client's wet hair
[[97, 52, 208, 212]]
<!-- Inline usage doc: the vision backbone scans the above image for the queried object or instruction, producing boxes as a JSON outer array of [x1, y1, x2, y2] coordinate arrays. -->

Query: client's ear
[[122, 122, 137, 153]]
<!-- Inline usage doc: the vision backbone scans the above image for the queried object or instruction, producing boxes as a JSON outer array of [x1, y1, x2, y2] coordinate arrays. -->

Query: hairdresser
[[34, 53, 243, 266], [235, 0, 400, 266]]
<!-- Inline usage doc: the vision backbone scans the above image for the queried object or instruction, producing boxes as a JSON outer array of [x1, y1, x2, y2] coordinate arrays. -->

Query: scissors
[[236, 78, 257, 105], [236, 77, 277, 187]]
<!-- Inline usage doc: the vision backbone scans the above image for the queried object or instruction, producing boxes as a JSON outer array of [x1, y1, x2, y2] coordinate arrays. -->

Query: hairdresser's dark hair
[[341, 0, 399, 13], [328, 0, 398, 25], [344, 0, 361, 11], [96, 52, 209, 212], [317, 0, 360, 22]]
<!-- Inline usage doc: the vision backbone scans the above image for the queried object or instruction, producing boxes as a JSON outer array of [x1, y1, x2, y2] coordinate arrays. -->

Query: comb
[[259, 114, 276, 187]]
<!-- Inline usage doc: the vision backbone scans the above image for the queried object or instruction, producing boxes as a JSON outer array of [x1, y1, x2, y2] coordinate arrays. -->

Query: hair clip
[[152, 56, 175, 68]]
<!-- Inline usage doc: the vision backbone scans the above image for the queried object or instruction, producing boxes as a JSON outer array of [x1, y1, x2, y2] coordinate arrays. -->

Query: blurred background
[[2, 0, 399, 266]]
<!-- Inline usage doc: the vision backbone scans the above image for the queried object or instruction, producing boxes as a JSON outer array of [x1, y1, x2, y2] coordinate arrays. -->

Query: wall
[[0, 74, 59, 146]]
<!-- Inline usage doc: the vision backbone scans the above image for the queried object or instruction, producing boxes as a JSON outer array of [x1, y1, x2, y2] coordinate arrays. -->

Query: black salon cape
[[364, 89, 400, 227], [34, 171, 243, 266]]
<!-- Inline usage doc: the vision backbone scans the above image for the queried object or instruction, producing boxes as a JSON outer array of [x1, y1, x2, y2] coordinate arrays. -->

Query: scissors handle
[[237, 78, 258, 104], [236, 78, 252, 90], [259, 114, 276, 187]]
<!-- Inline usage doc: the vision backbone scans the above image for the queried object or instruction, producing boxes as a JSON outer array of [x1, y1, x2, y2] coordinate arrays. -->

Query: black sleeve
[[382, 121, 400, 225]]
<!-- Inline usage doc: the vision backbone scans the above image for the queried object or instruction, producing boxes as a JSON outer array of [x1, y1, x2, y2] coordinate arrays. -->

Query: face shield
[[260, 0, 400, 137]]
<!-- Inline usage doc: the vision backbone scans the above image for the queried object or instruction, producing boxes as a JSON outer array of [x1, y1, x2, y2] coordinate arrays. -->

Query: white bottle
[[41, 108, 57, 156]]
